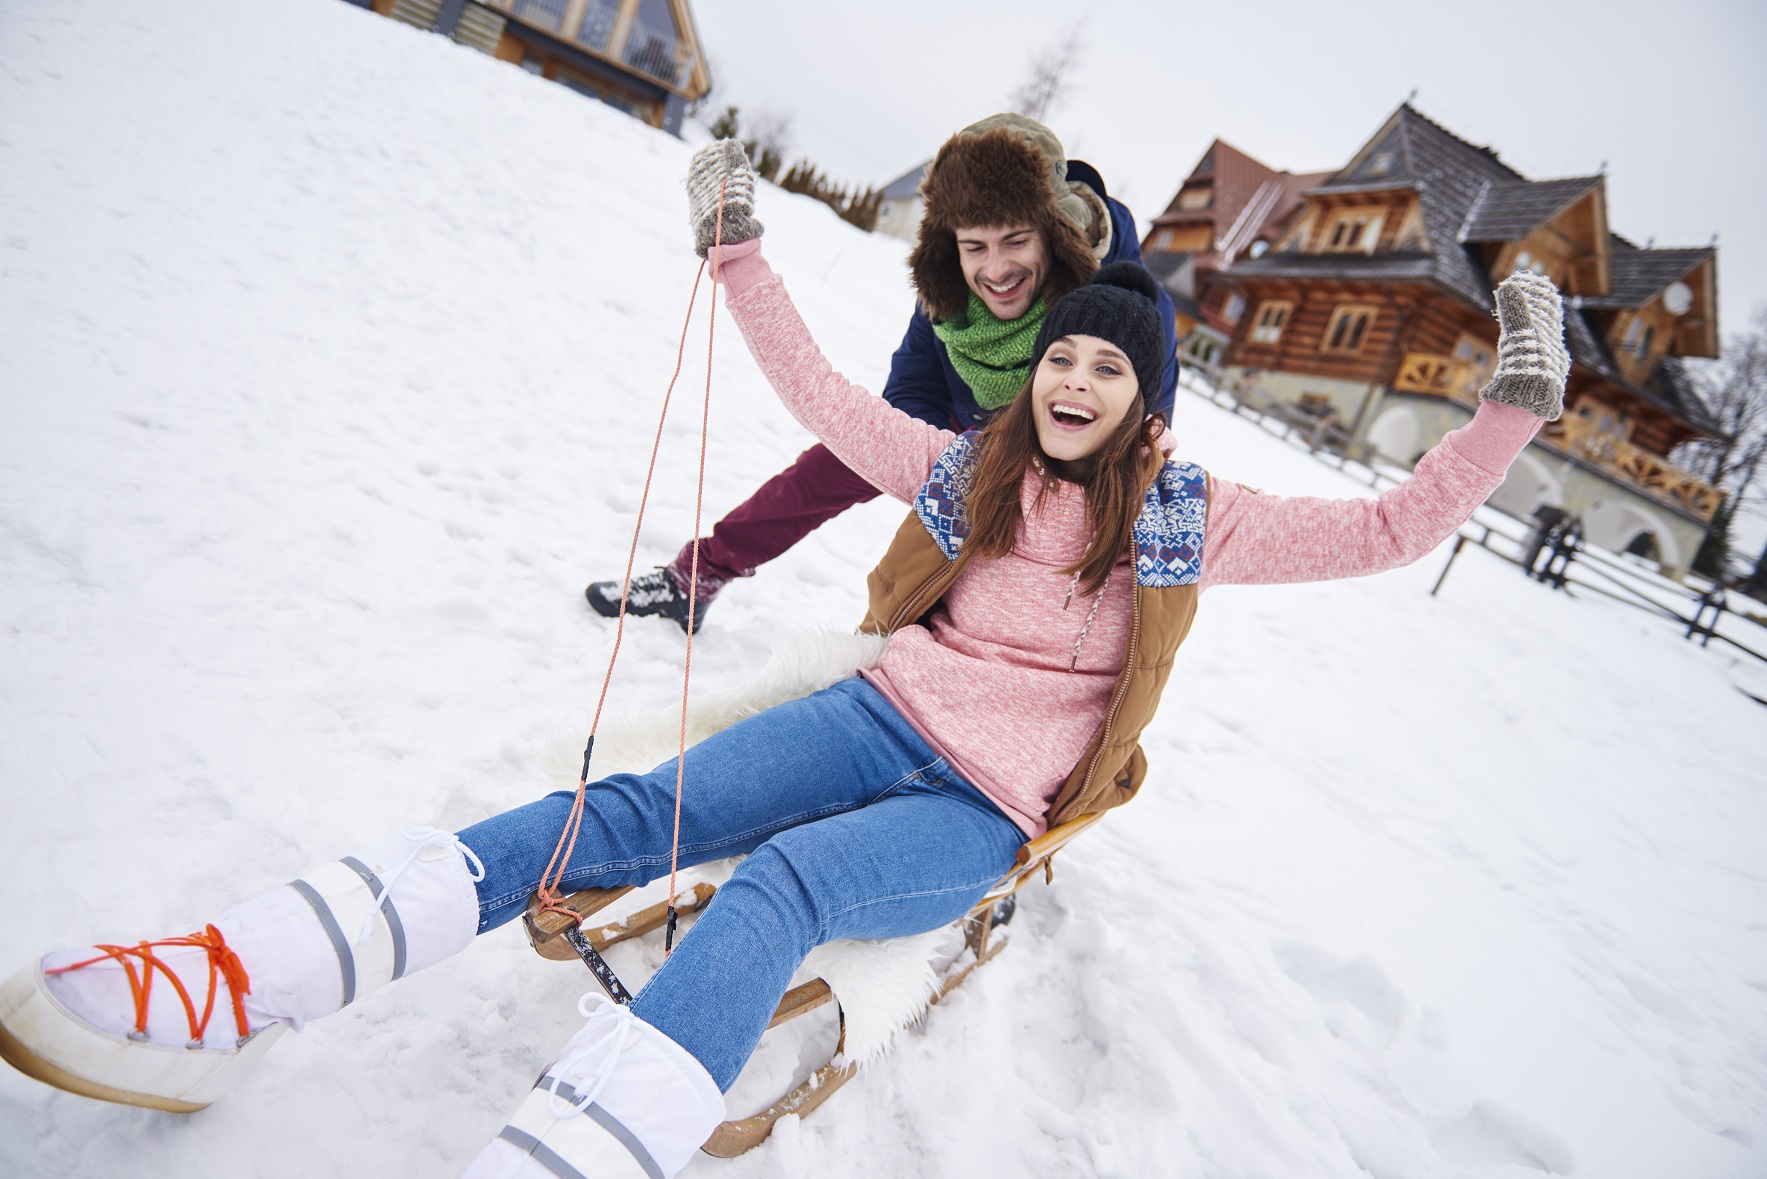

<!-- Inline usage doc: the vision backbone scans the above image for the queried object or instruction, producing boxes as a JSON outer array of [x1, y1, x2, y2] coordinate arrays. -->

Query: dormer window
[[1322, 208, 1384, 253], [1178, 186, 1214, 211], [1367, 151, 1395, 177], [1621, 316, 1644, 354], [1636, 326, 1655, 359]]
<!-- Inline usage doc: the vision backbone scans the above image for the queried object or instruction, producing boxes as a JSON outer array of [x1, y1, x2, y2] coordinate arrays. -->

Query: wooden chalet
[[352, 0, 711, 133], [1215, 104, 1722, 576], [1141, 141, 1332, 371]]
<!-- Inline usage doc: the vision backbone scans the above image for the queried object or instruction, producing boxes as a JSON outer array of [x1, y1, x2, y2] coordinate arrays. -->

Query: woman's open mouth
[[1048, 401, 1098, 430]]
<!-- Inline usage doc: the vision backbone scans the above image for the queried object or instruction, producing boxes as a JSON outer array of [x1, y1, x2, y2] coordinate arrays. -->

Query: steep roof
[[1229, 104, 1522, 311], [1152, 139, 1276, 225], [1459, 175, 1604, 243], [1215, 169, 1334, 263], [880, 162, 928, 200], [1579, 236, 1714, 309]]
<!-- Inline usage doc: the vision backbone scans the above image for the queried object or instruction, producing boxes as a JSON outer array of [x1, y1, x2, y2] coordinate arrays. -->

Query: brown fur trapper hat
[[909, 113, 1104, 322]]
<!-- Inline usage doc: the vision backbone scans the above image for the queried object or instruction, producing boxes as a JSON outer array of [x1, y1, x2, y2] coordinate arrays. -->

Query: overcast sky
[[689, 0, 1767, 331]]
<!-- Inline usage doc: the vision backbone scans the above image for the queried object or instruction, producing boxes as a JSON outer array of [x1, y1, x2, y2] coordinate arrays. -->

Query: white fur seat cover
[[544, 632, 974, 1067]]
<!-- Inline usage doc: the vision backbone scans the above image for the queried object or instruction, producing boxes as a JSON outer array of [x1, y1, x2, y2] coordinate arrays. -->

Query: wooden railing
[[1392, 351, 1476, 401], [1542, 413, 1726, 522], [1395, 354, 1725, 523]]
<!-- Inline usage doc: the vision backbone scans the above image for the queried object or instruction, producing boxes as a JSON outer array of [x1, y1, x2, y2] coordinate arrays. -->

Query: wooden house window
[[1178, 186, 1213, 211], [1321, 304, 1378, 354], [1322, 209, 1384, 253], [1636, 326, 1655, 359], [1223, 293, 1246, 324], [1249, 300, 1292, 345], [1151, 228, 1175, 251]]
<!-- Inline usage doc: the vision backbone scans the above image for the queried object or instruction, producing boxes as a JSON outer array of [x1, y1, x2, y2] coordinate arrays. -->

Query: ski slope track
[[1, 1, 1763, 1175]]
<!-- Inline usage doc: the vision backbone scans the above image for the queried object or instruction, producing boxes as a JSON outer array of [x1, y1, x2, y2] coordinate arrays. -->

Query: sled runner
[[522, 809, 1103, 1156]]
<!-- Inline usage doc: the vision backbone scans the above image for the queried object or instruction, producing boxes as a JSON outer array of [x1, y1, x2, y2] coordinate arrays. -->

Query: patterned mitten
[[685, 140, 763, 258], [1479, 271, 1569, 420]]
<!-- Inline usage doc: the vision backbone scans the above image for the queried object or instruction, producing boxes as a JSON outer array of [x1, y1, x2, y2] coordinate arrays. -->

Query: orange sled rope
[[531, 182, 729, 991]]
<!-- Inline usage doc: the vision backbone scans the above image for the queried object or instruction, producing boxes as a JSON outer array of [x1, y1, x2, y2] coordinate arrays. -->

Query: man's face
[[955, 224, 1048, 321]]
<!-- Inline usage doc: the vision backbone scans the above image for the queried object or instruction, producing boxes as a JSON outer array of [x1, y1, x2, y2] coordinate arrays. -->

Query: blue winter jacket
[[880, 194, 1178, 431]]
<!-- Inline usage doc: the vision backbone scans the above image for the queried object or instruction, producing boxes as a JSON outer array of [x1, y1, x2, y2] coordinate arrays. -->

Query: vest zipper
[[887, 554, 967, 633]]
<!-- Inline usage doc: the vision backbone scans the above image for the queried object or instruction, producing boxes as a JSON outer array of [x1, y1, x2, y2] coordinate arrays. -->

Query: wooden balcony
[[1541, 414, 1726, 522], [1392, 351, 1477, 402], [1392, 353, 1725, 523]]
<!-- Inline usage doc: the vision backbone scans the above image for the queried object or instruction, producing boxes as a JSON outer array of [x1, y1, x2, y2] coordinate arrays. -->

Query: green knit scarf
[[931, 293, 1048, 410]]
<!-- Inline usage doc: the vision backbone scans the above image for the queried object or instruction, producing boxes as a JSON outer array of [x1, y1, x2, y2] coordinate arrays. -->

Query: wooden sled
[[522, 811, 1103, 1157]]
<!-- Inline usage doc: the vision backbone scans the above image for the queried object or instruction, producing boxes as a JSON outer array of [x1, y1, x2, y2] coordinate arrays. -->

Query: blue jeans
[[458, 678, 1027, 1090]]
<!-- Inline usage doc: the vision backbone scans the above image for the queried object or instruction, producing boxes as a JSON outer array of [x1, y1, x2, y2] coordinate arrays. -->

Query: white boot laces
[[357, 826, 486, 944], [547, 992, 637, 1118]]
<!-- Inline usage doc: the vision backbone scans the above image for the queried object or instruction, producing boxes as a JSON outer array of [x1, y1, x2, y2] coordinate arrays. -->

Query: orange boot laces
[[45, 923, 254, 1047]]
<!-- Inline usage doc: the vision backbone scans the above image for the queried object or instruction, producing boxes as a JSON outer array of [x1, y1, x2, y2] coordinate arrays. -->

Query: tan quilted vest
[[858, 498, 1203, 828]]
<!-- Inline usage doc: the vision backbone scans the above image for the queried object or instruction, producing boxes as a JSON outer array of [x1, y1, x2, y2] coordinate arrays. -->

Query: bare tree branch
[[1674, 308, 1767, 503], [1008, 27, 1085, 124]]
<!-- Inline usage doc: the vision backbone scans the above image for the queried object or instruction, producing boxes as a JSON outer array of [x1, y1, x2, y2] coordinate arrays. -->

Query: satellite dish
[[1664, 281, 1693, 315]]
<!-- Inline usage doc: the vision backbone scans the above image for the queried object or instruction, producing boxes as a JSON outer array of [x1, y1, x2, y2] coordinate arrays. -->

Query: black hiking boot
[[585, 567, 708, 634]]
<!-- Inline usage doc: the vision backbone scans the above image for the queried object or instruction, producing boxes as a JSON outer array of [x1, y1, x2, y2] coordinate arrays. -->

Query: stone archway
[[1583, 501, 1680, 570], [1488, 451, 1557, 519], [1366, 405, 1420, 465]]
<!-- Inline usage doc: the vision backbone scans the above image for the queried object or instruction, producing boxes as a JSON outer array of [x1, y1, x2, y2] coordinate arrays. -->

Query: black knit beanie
[[1030, 262, 1164, 399]]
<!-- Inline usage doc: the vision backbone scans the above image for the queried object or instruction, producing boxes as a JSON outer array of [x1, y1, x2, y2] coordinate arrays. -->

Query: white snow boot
[[463, 993, 725, 1179], [0, 826, 483, 1112]]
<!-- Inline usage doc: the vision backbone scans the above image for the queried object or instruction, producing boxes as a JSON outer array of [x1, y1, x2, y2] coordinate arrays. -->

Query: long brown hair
[[963, 377, 1166, 594]]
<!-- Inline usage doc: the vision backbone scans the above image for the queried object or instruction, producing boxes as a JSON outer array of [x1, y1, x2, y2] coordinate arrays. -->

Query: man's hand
[[1480, 271, 1569, 420], [685, 140, 763, 258]]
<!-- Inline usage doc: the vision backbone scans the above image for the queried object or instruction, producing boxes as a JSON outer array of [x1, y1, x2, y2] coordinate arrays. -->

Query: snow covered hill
[[2, 2, 1763, 1176]]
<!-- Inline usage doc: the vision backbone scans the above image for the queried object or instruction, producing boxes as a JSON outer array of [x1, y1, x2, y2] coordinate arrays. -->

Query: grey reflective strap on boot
[[285, 857, 404, 1009], [524, 1074, 665, 1179], [340, 856, 408, 981], [287, 878, 357, 1007], [496, 1127, 592, 1179]]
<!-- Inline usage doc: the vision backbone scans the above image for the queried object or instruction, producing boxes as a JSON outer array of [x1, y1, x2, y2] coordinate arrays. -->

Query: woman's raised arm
[[685, 142, 954, 505], [1200, 272, 1566, 589]]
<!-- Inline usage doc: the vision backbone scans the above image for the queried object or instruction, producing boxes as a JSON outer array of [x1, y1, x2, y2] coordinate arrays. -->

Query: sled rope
[[668, 190, 725, 952], [533, 180, 728, 963]]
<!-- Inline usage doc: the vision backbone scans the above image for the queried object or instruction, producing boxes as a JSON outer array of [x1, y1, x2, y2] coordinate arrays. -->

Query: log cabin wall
[[1232, 281, 1410, 385]]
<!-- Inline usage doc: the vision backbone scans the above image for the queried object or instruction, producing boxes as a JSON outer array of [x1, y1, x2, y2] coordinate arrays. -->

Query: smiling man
[[585, 113, 1179, 632]]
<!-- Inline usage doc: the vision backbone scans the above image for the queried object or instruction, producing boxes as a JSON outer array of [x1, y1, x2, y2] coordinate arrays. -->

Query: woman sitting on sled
[[0, 139, 1568, 1179]]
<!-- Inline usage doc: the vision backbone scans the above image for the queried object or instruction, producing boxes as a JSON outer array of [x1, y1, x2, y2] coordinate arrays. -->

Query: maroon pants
[[667, 443, 882, 597]]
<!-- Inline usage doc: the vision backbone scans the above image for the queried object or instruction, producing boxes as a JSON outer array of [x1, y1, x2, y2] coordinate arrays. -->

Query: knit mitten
[[1479, 271, 1569, 420], [685, 140, 763, 258]]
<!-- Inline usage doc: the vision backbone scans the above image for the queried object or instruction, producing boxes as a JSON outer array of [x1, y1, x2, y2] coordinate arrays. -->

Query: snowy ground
[[2, 2, 1764, 1176]]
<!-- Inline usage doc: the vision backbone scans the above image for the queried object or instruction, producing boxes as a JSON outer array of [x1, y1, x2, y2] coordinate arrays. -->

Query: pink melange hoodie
[[713, 239, 1541, 837]]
